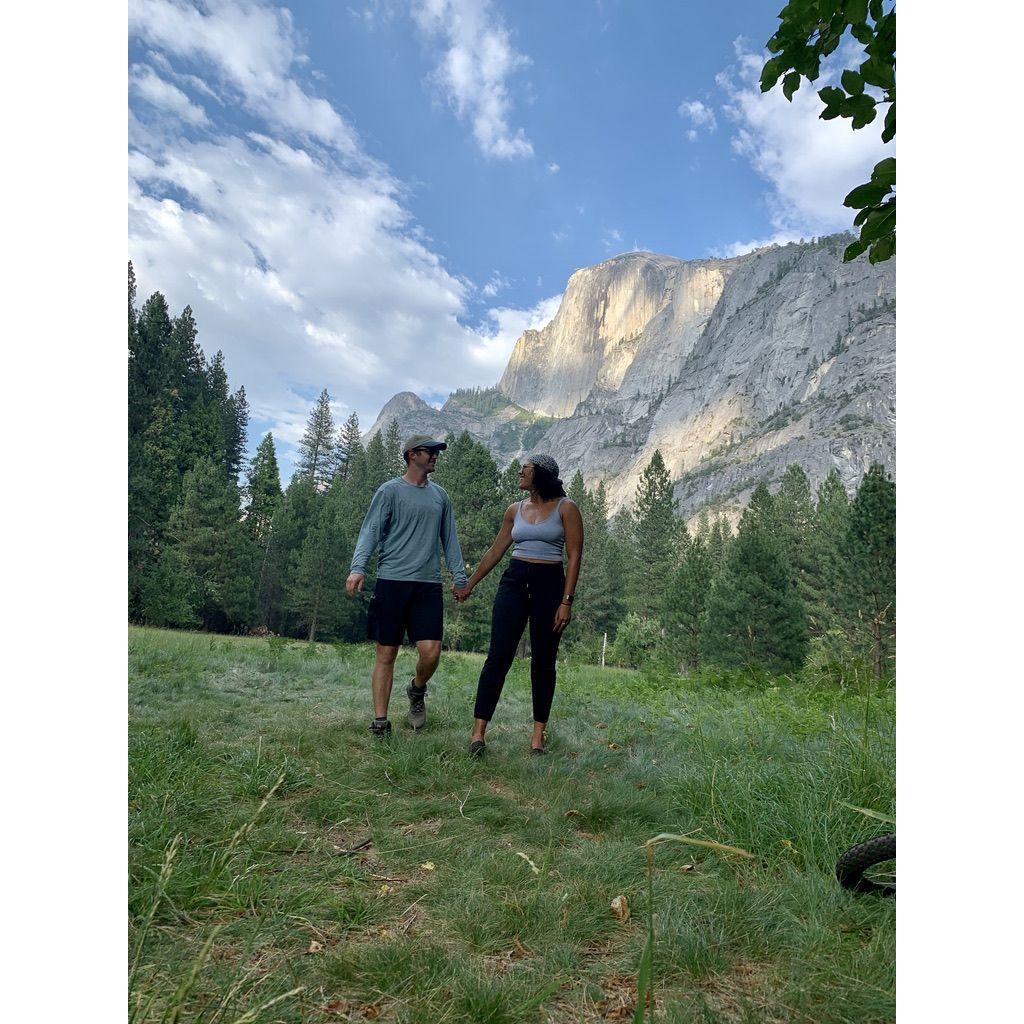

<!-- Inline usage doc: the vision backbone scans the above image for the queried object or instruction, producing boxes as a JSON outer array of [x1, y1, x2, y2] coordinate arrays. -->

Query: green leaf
[[843, 239, 867, 262], [882, 102, 895, 143], [871, 156, 896, 187], [847, 0, 869, 25], [760, 56, 785, 91], [818, 85, 845, 106], [851, 23, 872, 44], [860, 55, 895, 90], [849, 94, 878, 129], [632, 932, 654, 1023], [841, 69, 864, 96], [869, 0, 884, 20], [858, 203, 896, 244], [782, 71, 802, 101], [844, 182, 888, 209], [869, 232, 895, 263]]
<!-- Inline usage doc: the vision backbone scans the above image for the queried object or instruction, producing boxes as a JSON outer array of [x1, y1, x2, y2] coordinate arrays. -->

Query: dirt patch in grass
[[694, 959, 786, 1023]]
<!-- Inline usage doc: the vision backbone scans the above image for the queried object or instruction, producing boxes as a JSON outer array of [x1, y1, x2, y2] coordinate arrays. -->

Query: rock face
[[366, 235, 895, 521]]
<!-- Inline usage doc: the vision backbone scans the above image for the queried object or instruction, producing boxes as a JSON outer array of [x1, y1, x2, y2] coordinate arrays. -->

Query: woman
[[453, 455, 584, 756]]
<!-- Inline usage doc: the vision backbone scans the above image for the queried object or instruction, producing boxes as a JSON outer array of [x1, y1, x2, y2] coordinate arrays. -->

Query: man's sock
[[374, 715, 389, 724], [411, 680, 427, 693]]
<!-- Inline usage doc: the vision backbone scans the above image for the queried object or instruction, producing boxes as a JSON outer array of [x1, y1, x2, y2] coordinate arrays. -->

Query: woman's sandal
[[469, 739, 486, 758], [530, 745, 546, 756]]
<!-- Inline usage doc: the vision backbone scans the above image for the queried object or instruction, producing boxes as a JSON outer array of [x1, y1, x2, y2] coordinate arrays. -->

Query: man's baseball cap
[[402, 434, 448, 455]]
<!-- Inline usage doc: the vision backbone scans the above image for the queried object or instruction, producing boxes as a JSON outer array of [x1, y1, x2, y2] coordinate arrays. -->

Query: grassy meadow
[[129, 626, 895, 1023]]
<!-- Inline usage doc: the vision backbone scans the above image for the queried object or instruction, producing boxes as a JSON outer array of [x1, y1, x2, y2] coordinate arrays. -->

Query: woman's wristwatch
[[561, 594, 574, 605]]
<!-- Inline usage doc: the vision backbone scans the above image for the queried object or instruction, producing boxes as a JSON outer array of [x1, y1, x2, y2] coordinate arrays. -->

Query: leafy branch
[[760, 0, 895, 263]]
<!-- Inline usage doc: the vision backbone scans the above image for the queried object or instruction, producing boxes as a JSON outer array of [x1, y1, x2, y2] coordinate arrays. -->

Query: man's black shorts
[[366, 578, 444, 646]]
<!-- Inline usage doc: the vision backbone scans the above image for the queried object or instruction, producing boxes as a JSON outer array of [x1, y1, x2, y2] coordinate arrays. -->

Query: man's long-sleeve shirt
[[349, 477, 468, 587]]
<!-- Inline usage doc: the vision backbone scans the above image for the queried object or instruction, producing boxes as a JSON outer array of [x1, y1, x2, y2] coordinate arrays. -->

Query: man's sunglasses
[[411, 447, 440, 455]]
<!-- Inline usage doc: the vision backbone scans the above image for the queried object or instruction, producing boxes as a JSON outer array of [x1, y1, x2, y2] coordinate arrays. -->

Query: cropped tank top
[[510, 497, 567, 562]]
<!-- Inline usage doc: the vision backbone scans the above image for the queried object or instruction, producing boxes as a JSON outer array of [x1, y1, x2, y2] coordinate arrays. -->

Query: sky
[[127, 0, 892, 481]]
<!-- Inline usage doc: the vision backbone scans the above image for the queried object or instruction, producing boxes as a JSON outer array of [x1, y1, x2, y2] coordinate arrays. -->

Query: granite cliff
[[365, 235, 895, 521]]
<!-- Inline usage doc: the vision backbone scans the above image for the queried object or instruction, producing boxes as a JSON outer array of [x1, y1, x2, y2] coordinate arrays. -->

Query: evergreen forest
[[129, 266, 895, 683]]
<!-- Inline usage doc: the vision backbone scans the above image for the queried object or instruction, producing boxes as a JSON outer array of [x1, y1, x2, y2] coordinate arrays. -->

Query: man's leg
[[413, 639, 441, 687], [371, 643, 401, 719], [405, 582, 444, 730]]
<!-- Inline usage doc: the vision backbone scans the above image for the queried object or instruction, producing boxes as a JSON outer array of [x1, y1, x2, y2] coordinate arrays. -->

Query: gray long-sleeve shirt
[[349, 477, 468, 586]]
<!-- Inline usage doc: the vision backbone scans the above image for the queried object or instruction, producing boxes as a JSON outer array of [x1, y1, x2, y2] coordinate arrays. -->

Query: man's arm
[[440, 494, 468, 587], [349, 486, 390, 578]]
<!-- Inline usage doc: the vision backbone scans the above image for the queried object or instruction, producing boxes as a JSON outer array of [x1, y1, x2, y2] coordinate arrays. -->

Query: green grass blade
[[838, 801, 896, 825]]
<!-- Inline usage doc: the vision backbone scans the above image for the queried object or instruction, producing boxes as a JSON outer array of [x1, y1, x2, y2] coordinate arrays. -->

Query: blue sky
[[128, 0, 891, 481]]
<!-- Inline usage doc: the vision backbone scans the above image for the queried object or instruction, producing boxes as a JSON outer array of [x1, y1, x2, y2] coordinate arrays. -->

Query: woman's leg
[[527, 566, 566, 744], [472, 568, 529, 736]]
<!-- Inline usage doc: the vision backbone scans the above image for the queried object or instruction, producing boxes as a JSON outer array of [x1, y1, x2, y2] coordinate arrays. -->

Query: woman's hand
[[452, 583, 473, 603], [553, 601, 572, 633]]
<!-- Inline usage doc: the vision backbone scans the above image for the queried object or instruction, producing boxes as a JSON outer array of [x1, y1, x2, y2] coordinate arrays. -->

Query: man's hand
[[452, 583, 472, 603], [345, 572, 364, 598], [553, 602, 572, 633]]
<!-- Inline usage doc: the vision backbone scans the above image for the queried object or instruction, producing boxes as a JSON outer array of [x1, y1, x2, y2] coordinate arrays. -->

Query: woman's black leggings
[[473, 559, 565, 724]]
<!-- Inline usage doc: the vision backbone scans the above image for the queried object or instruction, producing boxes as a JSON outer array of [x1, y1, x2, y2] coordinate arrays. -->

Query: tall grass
[[129, 626, 894, 1022]]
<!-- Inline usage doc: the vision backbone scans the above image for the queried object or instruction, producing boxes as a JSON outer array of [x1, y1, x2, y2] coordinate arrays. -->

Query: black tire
[[836, 833, 895, 896]]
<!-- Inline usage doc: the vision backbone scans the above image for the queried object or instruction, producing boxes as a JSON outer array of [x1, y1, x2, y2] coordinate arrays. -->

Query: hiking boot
[[469, 739, 486, 758], [370, 718, 392, 739], [406, 681, 427, 730]]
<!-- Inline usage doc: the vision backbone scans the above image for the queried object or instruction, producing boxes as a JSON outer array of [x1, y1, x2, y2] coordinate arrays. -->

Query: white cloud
[[547, 162, 560, 174], [602, 227, 623, 251], [481, 270, 511, 298], [468, 293, 562, 374], [552, 228, 568, 242], [128, 0, 361, 156], [129, 64, 210, 125], [128, 0, 549, 480], [713, 38, 893, 252], [678, 98, 717, 139], [412, 0, 534, 159]]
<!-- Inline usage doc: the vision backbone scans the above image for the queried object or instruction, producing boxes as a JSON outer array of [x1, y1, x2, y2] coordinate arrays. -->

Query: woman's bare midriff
[[511, 555, 563, 565]]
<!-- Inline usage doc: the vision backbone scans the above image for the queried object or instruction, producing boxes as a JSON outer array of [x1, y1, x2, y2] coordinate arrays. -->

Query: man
[[345, 434, 467, 738]]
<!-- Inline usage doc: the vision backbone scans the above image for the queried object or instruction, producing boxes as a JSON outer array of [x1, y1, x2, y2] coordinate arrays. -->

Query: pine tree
[[335, 412, 364, 481], [838, 464, 895, 678], [499, 459, 522, 505], [128, 262, 137, 349], [701, 502, 807, 673], [295, 389, 337, 490], [431, 432, 502, 650], [167, 458, 257, 631], [663, 527, 715, 672], [364, 430, 395, 493], [259, 475, 319, 634], [628, 450, 680, 617], [168, 305, 207, 413], [225, 385, 249, 480], [129, 290, 174, 435], [138, 546, 197, 628], [288, 497, 351, 642], [204, 352, 247, 478], [805, 470, 850, 635], [774, 464, 817, 616], [245, 432, 283, 544], [383, 419, 404, 479], [708, 515, 732, 571]]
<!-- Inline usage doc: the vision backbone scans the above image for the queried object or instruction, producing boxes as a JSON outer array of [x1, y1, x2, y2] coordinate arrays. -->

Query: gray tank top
[[511, 497, 567, 562]]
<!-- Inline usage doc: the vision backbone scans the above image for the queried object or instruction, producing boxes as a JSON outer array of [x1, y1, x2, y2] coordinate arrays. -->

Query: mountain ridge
[[365, 235, 894, 521]]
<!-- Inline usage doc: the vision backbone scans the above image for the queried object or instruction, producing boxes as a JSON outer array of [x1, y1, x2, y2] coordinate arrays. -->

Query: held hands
[[452, 583, 473, 603], [345, 572, 364, 598], [553, 602, 572, 633]]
